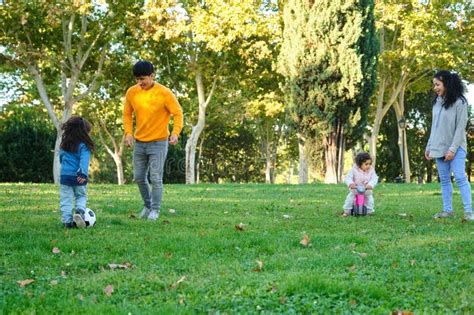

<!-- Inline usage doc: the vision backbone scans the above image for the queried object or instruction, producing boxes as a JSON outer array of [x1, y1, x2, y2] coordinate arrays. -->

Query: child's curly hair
[[355, 152, 372, 167]]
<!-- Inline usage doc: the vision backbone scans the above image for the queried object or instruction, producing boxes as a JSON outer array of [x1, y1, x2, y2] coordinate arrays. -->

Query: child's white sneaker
[[148, 210, 159, 221], [139, 207, 151, 219], [463, 212, 474, 221], [73, 213, 86, 228]]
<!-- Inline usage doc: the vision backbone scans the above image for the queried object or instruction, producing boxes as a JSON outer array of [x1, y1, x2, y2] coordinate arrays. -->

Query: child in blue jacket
[[59, 116, 94, 228]]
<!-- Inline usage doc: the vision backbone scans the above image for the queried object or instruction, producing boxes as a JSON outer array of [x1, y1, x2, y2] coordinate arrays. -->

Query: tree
[[0, 103, 55, 182], [0, 0, 131, 183], [368, 0, 474, 182], [139, 0, 280, 184], [245, 92, 285, 183], [278, 0, 378, 183]]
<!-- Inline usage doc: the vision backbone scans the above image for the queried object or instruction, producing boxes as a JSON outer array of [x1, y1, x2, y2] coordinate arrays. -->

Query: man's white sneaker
[[148, 210, 159, 221], [139, 207, 151, 219]]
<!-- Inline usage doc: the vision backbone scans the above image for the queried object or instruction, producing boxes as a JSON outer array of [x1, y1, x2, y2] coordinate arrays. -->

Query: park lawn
[[0, 183, 473, 314]]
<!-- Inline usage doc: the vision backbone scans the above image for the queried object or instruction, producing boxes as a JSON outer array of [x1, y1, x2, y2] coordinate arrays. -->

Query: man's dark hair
[[133, 60, 154, 77], [355, 152, 372, 167]]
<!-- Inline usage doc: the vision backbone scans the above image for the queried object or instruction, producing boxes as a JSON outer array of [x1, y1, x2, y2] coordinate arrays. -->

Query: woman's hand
[[425, 151, 431, 160], [444, 150, 455, 161]]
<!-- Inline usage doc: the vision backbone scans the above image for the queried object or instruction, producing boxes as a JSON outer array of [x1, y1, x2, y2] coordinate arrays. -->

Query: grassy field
[[1, 183, 473, 314]]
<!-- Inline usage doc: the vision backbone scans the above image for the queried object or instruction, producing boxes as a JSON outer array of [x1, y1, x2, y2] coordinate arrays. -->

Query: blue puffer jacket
[[59, 142, 91, 186]]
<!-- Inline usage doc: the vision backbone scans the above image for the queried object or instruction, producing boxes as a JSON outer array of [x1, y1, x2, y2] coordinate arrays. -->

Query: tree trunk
[[196, 134, 205, 184], [53, 130, 62, 184], [297, 134, 308, 184], [324, 133, 338, 184], [324, 119, 344, 184], [185, 70, 213, 184], [288, 160, 294, 184], [113, 155, 125, 185], [393, 85, 411, 183]]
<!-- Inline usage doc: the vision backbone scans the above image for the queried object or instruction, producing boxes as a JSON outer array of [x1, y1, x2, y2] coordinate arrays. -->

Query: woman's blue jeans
[[435, 148, 472, 213]]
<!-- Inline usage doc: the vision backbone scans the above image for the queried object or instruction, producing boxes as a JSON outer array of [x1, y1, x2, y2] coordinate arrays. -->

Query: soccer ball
[[77, 208, 96, 227]]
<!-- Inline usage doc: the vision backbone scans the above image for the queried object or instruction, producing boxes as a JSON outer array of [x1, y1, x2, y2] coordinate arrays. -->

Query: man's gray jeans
[[133, 140, 168, 213]]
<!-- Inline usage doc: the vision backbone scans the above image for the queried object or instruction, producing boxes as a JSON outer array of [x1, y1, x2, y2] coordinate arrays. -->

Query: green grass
[[1, 183, 473, 314]]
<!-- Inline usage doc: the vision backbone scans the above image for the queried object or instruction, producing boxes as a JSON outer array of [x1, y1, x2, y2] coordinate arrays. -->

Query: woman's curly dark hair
[[355, 152, 372, 168], [433, 70, 467, 109], [60, 116, 95, 153]]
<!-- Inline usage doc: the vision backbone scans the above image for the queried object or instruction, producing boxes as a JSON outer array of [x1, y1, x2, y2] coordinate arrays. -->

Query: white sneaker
[[139, 207, 151, 219], [464, 212, 474, 221], [73, 213, 86, 228], [148, 210, 159, 221]]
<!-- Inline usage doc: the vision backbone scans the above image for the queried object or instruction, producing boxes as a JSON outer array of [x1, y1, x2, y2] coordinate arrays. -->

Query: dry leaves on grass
[[253, 260, 264, 272], [170, 276, 186, 289], [391, 311, 414, 315], [235, 223, 246, 231], [164, 252, 173, 259], [168, 208, 176, 214], [104, 284, 114, 296], [17, 279, 34, 287], [52, 247, 61, 254], [162, 219, 171, 225], [108, 262, 132, 270], [299, 234, 310, 247]]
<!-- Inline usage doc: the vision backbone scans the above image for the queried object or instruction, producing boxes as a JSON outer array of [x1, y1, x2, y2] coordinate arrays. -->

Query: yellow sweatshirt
[[123, 83, 183, 142]]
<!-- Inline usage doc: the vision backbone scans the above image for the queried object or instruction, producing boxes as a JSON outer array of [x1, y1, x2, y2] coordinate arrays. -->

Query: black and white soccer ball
[[80, 208, 96, 227]]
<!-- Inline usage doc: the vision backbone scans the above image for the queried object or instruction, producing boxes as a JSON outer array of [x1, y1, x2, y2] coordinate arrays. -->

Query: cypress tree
[[278, 0, 378, 183]]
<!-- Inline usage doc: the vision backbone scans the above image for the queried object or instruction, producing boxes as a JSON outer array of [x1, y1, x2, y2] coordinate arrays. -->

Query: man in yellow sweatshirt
[[123, 60, 183, 220]]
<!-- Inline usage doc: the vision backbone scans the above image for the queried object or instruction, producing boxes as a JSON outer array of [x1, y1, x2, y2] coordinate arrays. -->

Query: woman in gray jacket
[[425, 70, 473, 221]]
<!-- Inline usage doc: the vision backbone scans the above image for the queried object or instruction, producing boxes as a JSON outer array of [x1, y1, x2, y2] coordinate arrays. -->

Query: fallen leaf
[[359, 252, 368, 258], [391, 261, 398, 269], [299, 234, 310, 247], [50, 280, 58, 286], [170, 276, 186, 289], [267, 283, 278, 293], [70, 250, 76, 256], [283, 214, 290, 219], [17, 279, 34, 287], [164, 252, 173, 259], [61, 271, 67, 278], [52, 247, 61, 254], [410, 259, 416, 266], [398, 213, 407, 217], [162, 219, 171, 224], [129, 214, 137, 219], [79, 294, 84, 301], [169, 209, 176, 214], [92, 295, 97, 303], [348, 265, 356, 273], [179, 296, 185, 304], [109, 262, 132, 270], [390, 311, 414, 315], [253, 260, 264, 272], [104, 284, 114, 296], [279, 296, 286, 304], [350, 299, 357, 306], [235, 223, 246, 231]]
